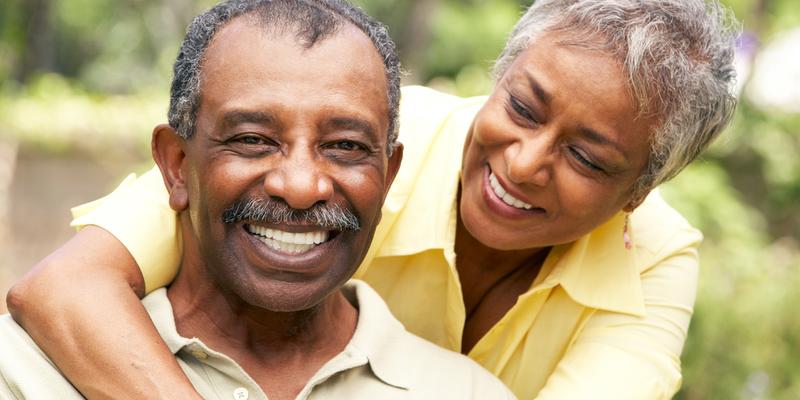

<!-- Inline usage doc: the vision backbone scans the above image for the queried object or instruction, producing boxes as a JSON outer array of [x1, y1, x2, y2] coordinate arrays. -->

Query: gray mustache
[[222, 197, 360, 231]]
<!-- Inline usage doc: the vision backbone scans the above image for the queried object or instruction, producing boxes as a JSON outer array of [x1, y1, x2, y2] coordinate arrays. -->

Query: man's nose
[[262, 144, 334, 210], [505, 135, 553, 187]]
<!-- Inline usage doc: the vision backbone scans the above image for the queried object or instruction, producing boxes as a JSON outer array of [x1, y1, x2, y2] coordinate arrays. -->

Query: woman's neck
[[454, 215, 550, 353], [454, 217, 549, 298]]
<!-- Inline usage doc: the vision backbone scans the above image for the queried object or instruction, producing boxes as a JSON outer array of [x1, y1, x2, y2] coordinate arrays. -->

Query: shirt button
[[189, 347, 208, 360], [233, 387, 249, 400]]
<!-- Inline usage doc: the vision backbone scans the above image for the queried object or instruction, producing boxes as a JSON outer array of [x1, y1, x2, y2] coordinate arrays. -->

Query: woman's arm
[[534, 242, 700, 400], [6, 226, 201, 400]]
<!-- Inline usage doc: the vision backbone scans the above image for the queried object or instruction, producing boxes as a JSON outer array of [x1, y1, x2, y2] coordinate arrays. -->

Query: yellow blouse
[[72, 86, 701, 400]]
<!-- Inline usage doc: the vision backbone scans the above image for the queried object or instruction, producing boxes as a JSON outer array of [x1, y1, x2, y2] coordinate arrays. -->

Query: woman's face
[[460, 31, 657, 250]]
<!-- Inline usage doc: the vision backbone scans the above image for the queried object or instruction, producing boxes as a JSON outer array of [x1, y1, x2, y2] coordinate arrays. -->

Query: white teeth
[[489, 172, 534, 210], [246, 225, 331, 254]]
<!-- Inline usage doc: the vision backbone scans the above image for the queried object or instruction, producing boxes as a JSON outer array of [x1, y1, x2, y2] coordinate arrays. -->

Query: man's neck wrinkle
[[167, 261, 358, 360]]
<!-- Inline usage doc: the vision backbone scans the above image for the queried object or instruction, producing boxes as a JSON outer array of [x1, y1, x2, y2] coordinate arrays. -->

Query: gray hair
[[168, 0, 401, 155], [493, 0, 739, 197]]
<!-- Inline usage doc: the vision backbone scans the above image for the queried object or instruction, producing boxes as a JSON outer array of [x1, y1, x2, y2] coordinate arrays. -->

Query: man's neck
[[166, 260, 358, 400]]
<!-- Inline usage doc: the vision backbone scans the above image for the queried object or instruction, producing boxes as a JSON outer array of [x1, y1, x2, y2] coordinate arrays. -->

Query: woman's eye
[[510, 96, 537, 124], [569, 147, 603, 172]]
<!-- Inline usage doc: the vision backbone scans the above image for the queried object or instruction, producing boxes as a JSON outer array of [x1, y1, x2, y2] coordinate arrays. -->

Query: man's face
[[172, 18, 400, 312]]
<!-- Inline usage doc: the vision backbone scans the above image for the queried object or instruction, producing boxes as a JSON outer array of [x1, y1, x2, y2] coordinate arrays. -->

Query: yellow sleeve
[[70, 166, 181, 294], [534, 235, 699, 400]]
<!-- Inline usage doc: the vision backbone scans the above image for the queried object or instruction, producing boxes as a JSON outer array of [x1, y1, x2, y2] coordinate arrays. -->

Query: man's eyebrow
[[328, 117, 378, 141], [526, 72, 552, 106], [221, 110, 278, 128], [579, 125, 628, 160]]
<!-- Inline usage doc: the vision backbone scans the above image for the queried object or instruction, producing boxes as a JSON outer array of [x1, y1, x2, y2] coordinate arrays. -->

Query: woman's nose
[[504, 137, 552, 187]]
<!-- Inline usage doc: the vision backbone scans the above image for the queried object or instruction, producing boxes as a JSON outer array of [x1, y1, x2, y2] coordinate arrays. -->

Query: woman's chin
[[459, 209, 542, 251]]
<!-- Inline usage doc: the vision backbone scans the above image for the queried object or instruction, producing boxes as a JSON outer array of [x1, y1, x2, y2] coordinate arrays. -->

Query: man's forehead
[[196, 17, 390, 139], [204, 16, 371, 66]]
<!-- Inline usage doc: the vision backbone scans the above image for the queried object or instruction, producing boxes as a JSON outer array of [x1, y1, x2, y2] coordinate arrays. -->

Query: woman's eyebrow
[[578, 125, 628, 161], [525, 71, 552, 106]]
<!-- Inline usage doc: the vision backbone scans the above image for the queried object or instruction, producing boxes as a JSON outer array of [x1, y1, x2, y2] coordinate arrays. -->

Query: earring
[[623, 213, 632, 250]]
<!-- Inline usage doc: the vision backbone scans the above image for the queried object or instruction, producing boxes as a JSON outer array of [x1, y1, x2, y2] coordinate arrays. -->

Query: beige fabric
[[0, 280, 514, 400]]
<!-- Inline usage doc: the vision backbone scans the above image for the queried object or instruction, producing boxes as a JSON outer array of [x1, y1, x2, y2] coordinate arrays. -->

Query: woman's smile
[[482, 164, 546, 219]]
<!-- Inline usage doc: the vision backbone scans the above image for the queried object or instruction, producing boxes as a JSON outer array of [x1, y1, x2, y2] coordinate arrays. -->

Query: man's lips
[[244, 223, 335, 255]]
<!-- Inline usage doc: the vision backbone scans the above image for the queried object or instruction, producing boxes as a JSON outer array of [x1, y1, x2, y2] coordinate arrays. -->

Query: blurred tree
[[19, 0, 56, 81], [0, 0, 799, 398]]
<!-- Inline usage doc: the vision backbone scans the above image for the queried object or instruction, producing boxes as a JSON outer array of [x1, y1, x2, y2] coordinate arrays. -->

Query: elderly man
[[0, 1, 514, 399]]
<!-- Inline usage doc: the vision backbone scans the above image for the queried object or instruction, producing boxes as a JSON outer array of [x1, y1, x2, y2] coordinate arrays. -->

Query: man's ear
[[151, 124, 189, 212], [383, 142, 403, 197], [623, 190, 649, 213]]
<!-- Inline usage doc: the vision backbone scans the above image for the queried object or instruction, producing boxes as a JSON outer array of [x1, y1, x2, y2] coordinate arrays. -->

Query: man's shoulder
[[347, 281, 515, 399], [390, 329, 515, 399], [0, 315, 84, 399], [0, 314, 48, 362]]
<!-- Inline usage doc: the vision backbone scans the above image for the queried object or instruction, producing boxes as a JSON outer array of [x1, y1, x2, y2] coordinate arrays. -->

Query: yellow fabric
[[0, 282, 514, 399], [71, 86, 702, 400], [71, 170, 181, 294]]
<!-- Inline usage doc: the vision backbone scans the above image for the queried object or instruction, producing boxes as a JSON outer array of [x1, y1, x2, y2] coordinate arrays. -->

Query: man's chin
[[226, 275, 343, 313]]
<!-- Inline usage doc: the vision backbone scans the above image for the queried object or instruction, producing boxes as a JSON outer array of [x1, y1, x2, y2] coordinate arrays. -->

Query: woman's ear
[[151, 124, 189, 212], [623, 190, 649, 213]]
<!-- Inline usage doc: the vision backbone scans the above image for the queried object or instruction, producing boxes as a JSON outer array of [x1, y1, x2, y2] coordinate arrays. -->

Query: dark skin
[[453, 32, 654, 354], [8, 31, 657, 399], [156, 122, 359, 400], [455, 214, 549, 353], [145, 16, 400, 400], [166, 196, 358, 399]]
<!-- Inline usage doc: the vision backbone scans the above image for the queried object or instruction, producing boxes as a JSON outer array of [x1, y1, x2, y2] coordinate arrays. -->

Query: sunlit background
[[1, 0, 798, 398]]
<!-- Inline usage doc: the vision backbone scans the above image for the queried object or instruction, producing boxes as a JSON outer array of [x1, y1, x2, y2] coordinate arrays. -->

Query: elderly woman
[[8, 0, 737, 399]]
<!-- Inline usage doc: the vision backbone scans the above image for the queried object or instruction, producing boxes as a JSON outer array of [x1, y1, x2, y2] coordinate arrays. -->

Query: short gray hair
[[494, 0, 739, 197], [168, 0, 401, 155]]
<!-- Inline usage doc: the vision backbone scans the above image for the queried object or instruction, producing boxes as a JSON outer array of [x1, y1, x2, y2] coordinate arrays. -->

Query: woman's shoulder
[[631, 189, 703, 269], [398, 86, 485, 146]]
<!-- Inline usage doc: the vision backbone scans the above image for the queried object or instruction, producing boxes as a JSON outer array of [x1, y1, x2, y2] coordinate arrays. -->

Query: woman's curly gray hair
[[493, 0, 739, 198]]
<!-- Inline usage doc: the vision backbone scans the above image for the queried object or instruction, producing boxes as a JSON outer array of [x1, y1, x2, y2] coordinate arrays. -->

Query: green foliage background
[[1, 0, 798, 398]]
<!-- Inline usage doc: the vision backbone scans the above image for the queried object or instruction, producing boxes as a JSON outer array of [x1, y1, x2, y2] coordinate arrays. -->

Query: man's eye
[[228, 134, 278, 147], [236, 135, 267, 145], [322, 140, 373, 162], [327, 140, 367, 152], [225, 134, 279, 156]]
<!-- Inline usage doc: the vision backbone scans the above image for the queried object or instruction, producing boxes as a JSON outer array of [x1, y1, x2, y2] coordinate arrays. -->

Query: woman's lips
[[488, 171, 534, 210], [482, 165, 546, 218]]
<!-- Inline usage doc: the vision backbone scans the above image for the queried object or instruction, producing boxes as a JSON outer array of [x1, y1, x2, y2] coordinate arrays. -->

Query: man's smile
[[244, 224, 331, 254]]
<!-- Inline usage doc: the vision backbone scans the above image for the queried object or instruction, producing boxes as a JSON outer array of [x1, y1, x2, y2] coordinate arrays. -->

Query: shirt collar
[[141, 288, 192, 354], [541, 211, 646, 316], [340, 280, 412, 389], [141, 283, 415, 390]]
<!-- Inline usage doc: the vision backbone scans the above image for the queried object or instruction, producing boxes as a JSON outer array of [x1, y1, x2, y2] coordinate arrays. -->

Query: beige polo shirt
[[0, 280, 515, 399]]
